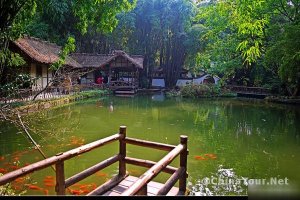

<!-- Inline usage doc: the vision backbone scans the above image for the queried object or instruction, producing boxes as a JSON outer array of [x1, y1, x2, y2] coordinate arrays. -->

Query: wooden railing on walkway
[[109, 81, 138, 91], [0, 126, 188, 196]]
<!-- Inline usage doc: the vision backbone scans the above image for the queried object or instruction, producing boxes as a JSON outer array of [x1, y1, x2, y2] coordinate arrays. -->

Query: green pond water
[[0, 94, 300, 196]]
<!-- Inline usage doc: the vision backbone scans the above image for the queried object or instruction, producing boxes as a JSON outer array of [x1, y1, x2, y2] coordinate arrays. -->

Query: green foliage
[[0, 74, 34, 98], [0, 49, 26, 68], [181, 84, 220, 98], [72, 0, 137, 34], [179, 83, 236, 98], [74, 89, 110, 99], [50, 36, 76, 70], [0, 173, 27, 196], [192, 0, 300, 96]]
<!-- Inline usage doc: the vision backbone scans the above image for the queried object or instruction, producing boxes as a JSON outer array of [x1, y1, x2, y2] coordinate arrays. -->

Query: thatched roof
[[71, 50, 144, 69], [13, 36, 82, 68]]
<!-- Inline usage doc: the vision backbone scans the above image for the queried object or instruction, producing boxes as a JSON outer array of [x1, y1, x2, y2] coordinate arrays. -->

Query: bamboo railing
[[0, 126, 188, 196]]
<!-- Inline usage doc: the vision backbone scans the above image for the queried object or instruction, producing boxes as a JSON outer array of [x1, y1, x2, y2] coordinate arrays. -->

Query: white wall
[[30, 63, 53, 89], [176, 75, 220, 87], [176, 79, 193, 87], [152, 78, 165, 88]]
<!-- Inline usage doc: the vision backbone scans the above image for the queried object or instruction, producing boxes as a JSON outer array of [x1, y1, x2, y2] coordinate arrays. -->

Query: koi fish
[[96, 172, 108, 177], [73, 183, 83, 187], [204, 153, 217, 159], [44, 189, 49, 195], [14, 177, 25, 183], [79, 185, 88, 189], [0, 156, 4, 161], [82, 189, 90, 194], [44, 183, 56, 187], [27, 184, 42, 190], [194, 156, 207, 160], [0, 168, 7, 173], [10, 165, 19, 170], [70, 189, 82, 195]]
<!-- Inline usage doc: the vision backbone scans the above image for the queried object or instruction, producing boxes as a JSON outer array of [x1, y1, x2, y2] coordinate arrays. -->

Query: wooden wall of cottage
[[29, 63, 53, 89]]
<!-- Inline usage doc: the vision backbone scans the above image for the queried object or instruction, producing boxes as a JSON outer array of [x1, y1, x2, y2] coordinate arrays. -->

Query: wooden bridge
[[109, 81, 139, 95], [226, 85, 272, 99], [0, 126, 188, 196]]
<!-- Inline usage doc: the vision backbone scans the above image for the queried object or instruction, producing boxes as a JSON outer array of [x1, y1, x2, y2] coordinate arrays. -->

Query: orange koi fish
[[10, 165, 19, 170], [0, 156, 4, 161], [70, 189, 82, 195], [44, 183, 56, 187], [0, 168, 7, 173], [73, 183, 83, 187], [14, 177, 25, 183], [27, 184, 42, 190], [204, 153, 217, 159], [96, 172, 108, 177], [82, 189, 90, 194], [44, 189, 49, 195], [194, 155, 207, 160], [79, 185, 88, 189]]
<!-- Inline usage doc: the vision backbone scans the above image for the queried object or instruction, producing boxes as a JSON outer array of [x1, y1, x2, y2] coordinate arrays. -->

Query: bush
[[181, 84, 219, 98]]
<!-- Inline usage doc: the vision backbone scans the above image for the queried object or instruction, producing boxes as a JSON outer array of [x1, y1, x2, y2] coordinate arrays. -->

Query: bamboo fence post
[[119, 126, 127, 177], [179, 135, 188, 194], [55, 161, 65, 195]]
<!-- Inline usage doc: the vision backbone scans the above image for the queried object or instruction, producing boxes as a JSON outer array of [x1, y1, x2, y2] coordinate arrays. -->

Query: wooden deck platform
[[102, 176, 181, 196]]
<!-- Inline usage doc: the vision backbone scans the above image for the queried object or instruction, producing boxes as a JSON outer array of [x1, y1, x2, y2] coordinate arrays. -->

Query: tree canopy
[[0, 0, 299, 95]]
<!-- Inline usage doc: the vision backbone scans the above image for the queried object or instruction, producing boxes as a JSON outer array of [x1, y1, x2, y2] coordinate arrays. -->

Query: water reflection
[[151, 92, 165, 102]]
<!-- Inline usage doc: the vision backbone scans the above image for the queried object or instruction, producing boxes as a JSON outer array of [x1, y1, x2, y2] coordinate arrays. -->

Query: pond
[[0, 94, 300, 196]]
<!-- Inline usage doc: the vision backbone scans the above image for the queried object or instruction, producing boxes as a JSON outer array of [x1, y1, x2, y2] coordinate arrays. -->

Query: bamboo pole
[[125, 137, 176, 151], [124, 157, 177, 174], [65, 154, 121, 188], [55, 161, 65, 195], [157, 167, 185, 195], [119, 126, 126, 177], [179, 135, 188, 194]]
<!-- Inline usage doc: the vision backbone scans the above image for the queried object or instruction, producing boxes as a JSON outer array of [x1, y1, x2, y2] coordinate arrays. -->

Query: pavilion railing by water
[[0, 126, 189, 196]]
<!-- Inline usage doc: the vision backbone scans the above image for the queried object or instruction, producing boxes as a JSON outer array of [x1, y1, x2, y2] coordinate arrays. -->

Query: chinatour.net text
[[199, 177, 289, 186]]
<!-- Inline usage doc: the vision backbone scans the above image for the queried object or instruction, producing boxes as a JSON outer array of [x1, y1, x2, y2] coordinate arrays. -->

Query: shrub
[[181, 84, 219, 98]]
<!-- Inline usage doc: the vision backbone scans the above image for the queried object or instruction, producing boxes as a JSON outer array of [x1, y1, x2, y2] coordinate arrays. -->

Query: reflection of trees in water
[[25, 106, 81, 145]]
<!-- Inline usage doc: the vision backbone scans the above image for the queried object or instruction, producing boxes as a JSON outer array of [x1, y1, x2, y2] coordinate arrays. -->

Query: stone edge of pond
[[14, 89, 110, 115]]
